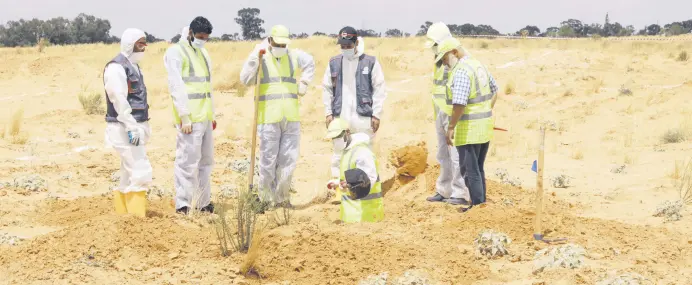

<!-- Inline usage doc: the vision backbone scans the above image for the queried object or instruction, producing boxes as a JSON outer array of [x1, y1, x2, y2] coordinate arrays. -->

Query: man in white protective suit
[[103, 28, 152, 218], [164, 16, 217, 215], [240, 24, 315, 209], [322, 26, 386, 204]]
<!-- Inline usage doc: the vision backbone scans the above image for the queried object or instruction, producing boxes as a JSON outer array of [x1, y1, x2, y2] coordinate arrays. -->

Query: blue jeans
[[456, 142, 490, 205]]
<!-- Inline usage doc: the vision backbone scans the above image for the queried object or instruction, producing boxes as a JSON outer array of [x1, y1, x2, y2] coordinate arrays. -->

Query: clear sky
[[0, 0, 687, 39]]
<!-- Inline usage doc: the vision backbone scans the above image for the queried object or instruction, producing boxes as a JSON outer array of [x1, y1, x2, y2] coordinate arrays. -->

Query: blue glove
[[128, 129, 141, 146]]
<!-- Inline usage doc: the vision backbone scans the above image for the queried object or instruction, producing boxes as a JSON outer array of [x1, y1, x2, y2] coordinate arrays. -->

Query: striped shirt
[[450, 56, 498, 105]]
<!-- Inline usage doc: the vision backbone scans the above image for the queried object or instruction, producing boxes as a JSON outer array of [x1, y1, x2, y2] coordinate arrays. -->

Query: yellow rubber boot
[[331, 188, 342, 205], [113, 191, 128, 214], [125, 191, 148, 218]]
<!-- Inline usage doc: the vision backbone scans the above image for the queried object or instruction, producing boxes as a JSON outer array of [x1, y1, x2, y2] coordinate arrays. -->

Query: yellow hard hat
[[434, 37, 461, 63], [424, 22, 453, 49], [270, 24, 291, 45], [325, 118, 350, 139]]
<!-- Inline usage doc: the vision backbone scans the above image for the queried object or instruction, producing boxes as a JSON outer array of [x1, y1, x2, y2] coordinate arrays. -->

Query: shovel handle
[[533, 126, 546, 239], [248, 50, 265, 191]]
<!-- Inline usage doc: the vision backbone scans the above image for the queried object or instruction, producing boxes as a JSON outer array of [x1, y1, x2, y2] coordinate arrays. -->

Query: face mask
[[341, 48, 356, 59], [272, 47, 287, 58], [333, 137, 347, 152], [192, 38, 206, 48], [129, 51, 144, 64], [446, 54, 459, 68], [432, 45, 439, 55]]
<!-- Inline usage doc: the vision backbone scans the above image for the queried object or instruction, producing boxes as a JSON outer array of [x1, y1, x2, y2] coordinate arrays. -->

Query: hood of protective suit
[[181, 26, 190, 41], [355, 36, 365, 56], [120, 28, 146, 57]]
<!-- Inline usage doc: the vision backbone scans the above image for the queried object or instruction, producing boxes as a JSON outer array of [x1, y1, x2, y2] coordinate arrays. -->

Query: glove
[[326, 179, 340, 190], [212, 120, 217, 131], [180, 116, 192, 134], [127, 128, 142, 146], [298, 82, 308, 96]]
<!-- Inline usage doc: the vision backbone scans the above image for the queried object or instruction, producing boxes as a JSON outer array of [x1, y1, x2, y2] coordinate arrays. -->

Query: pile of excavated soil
[[389, 142, 428, 177], [1, 167, 690, 284]]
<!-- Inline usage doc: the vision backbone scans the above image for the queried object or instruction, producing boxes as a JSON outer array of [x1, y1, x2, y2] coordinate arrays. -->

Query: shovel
[[248, 49, 265, 192]]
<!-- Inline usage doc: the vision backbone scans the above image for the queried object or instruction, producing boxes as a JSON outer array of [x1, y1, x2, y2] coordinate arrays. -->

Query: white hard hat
[[424, 22, 453, 49]]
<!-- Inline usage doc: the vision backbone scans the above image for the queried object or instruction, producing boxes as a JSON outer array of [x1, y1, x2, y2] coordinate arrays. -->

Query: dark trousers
[[456, 142, 489, 205]]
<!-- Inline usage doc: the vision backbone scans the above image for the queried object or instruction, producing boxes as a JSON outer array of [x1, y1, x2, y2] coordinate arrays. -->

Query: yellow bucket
[[125, 191, 147, 218], [113, 191, 128, 214]]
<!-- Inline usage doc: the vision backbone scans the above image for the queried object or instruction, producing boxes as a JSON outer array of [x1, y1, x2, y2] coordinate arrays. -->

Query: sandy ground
[[0, 37, 691, 284]]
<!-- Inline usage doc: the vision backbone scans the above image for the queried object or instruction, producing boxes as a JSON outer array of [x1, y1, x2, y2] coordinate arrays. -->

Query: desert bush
[[212, 181, 266, 256], [678, 51, 688, 62], [37, 38, 49, 53], [662, 128, 686, 144], [79, 92, 104, 115], [504, 82, 514, 95], [480, 41, 489, 49], [677, 159, 692, 204], [9, 109, 23, 136]]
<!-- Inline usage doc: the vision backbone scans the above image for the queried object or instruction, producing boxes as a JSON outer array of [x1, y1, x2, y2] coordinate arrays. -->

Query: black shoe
[[199, 203, 215, 213], [176, 206, 189, 215], [426, 193, 446, 202], [445, 198, 470, 206]]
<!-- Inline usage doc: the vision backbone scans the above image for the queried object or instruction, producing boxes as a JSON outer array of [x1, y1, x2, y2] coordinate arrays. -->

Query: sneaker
[[199, 203, 215, 213], [445, 198, 470, 206], [426, 193, 446, 202], [176, 206, 189, 215]]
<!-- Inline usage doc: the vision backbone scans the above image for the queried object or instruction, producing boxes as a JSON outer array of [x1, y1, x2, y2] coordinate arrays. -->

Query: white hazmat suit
[[104, 28, 153, 196], [322, 37, 387, 178], [240, 38, 315, 205], [164, 29, 215, 211]]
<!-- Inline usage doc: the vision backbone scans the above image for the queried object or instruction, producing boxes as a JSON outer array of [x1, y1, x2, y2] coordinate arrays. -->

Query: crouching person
[[325, 118, 383, 223]]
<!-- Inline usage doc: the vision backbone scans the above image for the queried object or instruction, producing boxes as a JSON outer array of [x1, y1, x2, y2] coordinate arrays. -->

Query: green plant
[[212, 181, 266, 256]]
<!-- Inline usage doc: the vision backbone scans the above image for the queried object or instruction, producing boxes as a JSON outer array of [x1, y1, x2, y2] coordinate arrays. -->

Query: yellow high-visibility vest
[[446, 57, 495, 146], [257, 50, 300, 124], [432, 65, 452, 117], [339, 143, 384, 223], [170, 41, 214, 124]]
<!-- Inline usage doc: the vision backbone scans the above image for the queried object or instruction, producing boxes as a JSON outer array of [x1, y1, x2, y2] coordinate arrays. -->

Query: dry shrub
[[240, 230, 265, 277], [678, 51, 688, 62], [79, 92, 104, 115], [37, 38, 49, 53], [591, 79, 603, 94], [563, 89, 574, 97], [9, 109, 23, 136], [677, 159, 692, 204], [571, 148, 584, 160], [480, 41, 489, 49], [504, 82, 514, 95], [212, 178, 266, 257], [662, 129, 686, 144], [670, 160, 683, 180]]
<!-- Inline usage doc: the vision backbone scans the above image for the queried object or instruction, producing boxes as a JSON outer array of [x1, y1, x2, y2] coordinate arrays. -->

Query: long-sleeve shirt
[[163, 44, 215, 119], [450, 56, 498, 106], [343, 133, 378, 187], [239, 46, 315, 86], [103, 53, 140, 131], [322, 51, 387, 132]]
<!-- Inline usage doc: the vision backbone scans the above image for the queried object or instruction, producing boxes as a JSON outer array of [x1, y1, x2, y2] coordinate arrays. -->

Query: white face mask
[[341, 48, 356, 59], [432, 45, 439, 55], [192, 38, 206, 48], [129, 51, 145, 64], [333, 138, 347, 152], [272, 47, 287, 58], [446, 54, 459, 68]]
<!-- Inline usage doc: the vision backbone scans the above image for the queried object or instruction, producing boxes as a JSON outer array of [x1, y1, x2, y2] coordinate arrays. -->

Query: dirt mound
[[389, 142, 428, 177]]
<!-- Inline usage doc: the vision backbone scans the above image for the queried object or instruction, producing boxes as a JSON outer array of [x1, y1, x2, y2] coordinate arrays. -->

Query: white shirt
[[103, 53, 140, 131], [344, 133, 378, 186], [322, 50, 386, 132], [239, 46, 315, 87], [163, 42, 215, 119]]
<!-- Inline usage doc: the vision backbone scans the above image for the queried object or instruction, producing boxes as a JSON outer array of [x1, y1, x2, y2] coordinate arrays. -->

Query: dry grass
[[624, 154, 633, 164], [677, 159, 692, 204], [211, 178, 266, 257], [4, 109, 28, 145], [480, 41, 489, 49], [563, 89, 574, 97], [240, 230, 265, 277], [623, 133, 633, 147], [504, 82, 514, 95], [571, 148, 584, 160], [78, 92, 104, 115], [662, 128, 686, 144], [678, 51, 688, 62], [670, 160, 683, 180], [590, 79, 603, 94]]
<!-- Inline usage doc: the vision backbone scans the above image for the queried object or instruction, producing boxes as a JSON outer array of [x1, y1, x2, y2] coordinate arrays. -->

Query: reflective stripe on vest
[[446, 58, 495, 146], [257, 50, 300, 124], [432, 65, 452, 116], [339, 143, 384, 223], [171, 42, 213, 124]]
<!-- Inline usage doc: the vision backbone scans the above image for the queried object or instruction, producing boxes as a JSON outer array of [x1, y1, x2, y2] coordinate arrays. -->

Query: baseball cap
[[337, 26, 358, 45], [344, 168, 371, 200], [325, 118, 350, 139], [271, 25, 291, 45]]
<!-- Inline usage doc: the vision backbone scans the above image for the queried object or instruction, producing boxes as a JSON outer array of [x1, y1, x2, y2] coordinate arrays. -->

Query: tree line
[[1, 9, 690, 47]]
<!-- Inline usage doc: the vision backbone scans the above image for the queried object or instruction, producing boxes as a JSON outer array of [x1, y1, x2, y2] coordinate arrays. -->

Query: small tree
[[417, 21, 432, 36], [385, 28, 403, 37], [312, 31, 326, 36], [235, 8, 265, 40]]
